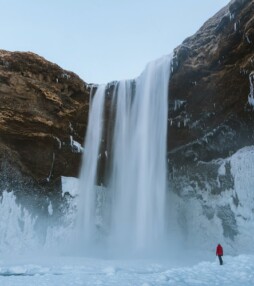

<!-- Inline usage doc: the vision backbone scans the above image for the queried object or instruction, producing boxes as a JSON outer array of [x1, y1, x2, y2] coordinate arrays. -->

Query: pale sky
[[1, 0, 229, 84]]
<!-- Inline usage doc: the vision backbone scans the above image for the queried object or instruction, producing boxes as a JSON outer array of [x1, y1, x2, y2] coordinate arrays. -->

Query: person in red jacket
[[216, 243, 223, 265]]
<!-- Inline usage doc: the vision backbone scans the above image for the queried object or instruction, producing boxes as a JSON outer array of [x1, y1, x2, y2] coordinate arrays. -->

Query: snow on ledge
[[61, 176, 79, 197], [70, 136, 84, 153]]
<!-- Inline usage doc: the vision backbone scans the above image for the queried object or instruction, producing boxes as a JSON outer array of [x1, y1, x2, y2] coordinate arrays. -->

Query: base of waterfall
[[0, 254, 253, 285]]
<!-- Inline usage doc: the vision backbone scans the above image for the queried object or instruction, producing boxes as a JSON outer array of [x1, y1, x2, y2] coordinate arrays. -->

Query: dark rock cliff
[[168, 0, 254, 164]]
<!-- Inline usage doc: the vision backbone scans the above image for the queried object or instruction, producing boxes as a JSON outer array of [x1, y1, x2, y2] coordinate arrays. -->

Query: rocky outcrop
[[0, 50, 91, 196], [168, 0, 254, 162], [168, 0, 254, 242]]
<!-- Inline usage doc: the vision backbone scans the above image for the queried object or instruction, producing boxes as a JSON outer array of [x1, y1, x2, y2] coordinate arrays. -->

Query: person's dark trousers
[[218, 255, 223, 265]]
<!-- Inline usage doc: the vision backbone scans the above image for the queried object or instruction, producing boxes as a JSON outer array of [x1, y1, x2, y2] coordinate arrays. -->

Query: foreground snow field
[[0, 254, 253, 286]]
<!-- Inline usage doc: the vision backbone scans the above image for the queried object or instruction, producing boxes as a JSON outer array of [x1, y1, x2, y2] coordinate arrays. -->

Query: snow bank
[[0, 191, 39, 254], [0, 254, 253, 285], [0, 189, 76, 256], [227, 146, 254, 252], [167, 146, 254, 257], [61, 176, 79, 197]]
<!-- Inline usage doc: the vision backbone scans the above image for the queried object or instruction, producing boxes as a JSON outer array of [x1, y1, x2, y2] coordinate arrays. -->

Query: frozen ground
[[0, 254, 253, 286]]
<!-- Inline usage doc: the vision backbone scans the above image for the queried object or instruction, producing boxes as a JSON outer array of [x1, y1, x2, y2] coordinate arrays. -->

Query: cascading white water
[[76, 85, 106, 245], [77, 55, 171, 256], [110, 56, 171, 254]]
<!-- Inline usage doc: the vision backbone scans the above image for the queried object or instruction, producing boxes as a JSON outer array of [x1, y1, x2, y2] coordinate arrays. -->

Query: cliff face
[[167, 0, 254, 243], [168, 0, 254, 163], [0, 50, 90, 196]]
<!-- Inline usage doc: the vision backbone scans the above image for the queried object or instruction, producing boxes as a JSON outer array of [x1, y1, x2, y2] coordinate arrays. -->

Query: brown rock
[[0, 50, 91, 193], [168, 0, 254, 164]]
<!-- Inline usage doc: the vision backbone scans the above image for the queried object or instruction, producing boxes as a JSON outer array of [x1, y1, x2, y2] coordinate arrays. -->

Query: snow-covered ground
[[0, 254, 253, 286]]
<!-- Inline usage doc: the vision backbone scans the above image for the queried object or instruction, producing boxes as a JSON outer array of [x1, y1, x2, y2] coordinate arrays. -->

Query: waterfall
[[77, 85, 106, 245], [77, 55, 171, 256]]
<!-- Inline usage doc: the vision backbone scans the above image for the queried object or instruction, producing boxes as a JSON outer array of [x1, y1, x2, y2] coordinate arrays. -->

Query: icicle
[[248, 72, 254, 107], [234, 22, 237, 32], [53, 136, 61, 149], [46, 152, 55, 182], [69, 122, 73, 132], [174, 100, 186, 111], [245, 35, 251, 44]]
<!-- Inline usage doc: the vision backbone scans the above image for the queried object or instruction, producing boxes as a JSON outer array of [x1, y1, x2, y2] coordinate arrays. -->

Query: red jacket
[[216, 244, 223, 256]]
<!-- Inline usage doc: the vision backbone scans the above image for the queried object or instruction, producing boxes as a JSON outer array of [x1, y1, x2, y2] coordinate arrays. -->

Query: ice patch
[[72, 140, 84, 153], [61, 176, 79, 197], [0, 191, 38, 254], [0, 265, 50, 276], [102, 266, 116, 276], [218, 162, 226, 176], [70, 136, 84, 153], [48, 201, 53, 216]]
